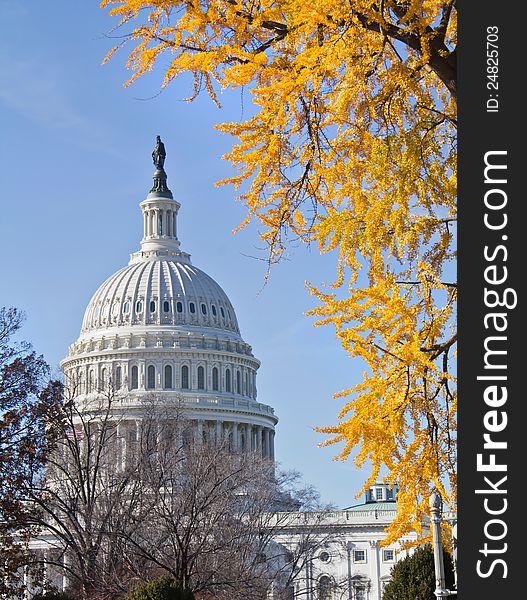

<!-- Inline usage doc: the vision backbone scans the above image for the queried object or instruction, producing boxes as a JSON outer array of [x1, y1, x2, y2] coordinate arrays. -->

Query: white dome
[[61, 137, 277, 460], [81, 256, 240, 336]]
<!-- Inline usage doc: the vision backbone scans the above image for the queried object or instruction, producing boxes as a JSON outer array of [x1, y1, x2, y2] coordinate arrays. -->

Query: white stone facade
[[268, 484, 426, 600]]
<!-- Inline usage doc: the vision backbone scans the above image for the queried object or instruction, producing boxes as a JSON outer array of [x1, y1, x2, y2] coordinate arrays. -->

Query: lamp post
[[429, 491, 456, 598]]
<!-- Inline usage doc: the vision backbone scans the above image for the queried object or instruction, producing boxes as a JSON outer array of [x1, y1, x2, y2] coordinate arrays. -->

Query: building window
[[376, 487, 383, 500], [147, 365, 156, 389], [131, 366, 138, 390], [181, 365, 189, 389], [158, 213, 163, 235], [236, 370, 241, 394], [176, 301, 183, 313], [164, 365, 173, 389], [319, 551, 330, 563], [123, 301, 130, 314], [225, 368, 231, 392], [163, 300, 170, 313], [201, 303, 207, 315], [383, 549, 394, 562], [115, 366, 122, 389], [220, 306, 225, 318], [189, 302, 196, 314], [197, 366, 205, 390], [353, 550, 366, 563], [136, 301, 143, 313], [150, 300, 156, 313], [88, 370, 94, 392], [211, 305, 217, 316], [318, 575, 332, 600], [212, 367, 219, 391]]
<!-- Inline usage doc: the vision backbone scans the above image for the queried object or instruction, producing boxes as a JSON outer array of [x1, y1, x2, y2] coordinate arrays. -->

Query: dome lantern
[[139, 136, 182, 254]]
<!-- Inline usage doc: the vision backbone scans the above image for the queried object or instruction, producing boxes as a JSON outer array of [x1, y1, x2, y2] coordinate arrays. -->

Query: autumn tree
[[0, 307, 61, 598], [101, 0, 457, 543]]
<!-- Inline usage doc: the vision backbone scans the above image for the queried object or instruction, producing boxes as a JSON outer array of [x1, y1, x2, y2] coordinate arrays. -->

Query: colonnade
[[116, 418, 275, 460], [143, 207, 177, 239]]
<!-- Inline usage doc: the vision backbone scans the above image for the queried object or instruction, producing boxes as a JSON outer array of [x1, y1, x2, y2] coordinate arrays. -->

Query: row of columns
[[71, 361, 258, 400], [143, 208, 177, 239], [193, 419, 274, 458], [116, 419, 275, 460]]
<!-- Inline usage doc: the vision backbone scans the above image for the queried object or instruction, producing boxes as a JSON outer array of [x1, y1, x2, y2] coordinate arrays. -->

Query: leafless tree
[[22, 391, 332, 599]]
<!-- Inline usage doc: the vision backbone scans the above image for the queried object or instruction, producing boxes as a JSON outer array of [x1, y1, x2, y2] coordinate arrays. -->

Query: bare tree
[[23, 392, 332, 599]]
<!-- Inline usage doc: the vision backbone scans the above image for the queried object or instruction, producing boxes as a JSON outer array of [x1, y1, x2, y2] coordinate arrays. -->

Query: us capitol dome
[[61, 137, 277, 458]]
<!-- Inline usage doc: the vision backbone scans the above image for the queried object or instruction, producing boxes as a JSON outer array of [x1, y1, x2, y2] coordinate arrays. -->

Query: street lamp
[[429, 491, 457, 598]]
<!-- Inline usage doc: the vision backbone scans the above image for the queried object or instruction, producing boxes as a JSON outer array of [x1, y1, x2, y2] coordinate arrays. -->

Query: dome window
[[212, 367, 219, 391], [115, 366, 122, 390], [211, 305, 217, 317], [163, 301, 170, 313], [220, 307, 225, 318], [131, 366, 138, 390], [149, 301, 156, 313], [136, 301, 143, 313], [123, 302, 130, 314], [164, 365, 173, 389], [176, 301, 183, 313], [147, 365, 156, 389], [236, 370, 241, 394], [181, 365, 189, 389], [225, 368, 231, 393], [189, 302, 196, 314], [197, 366, 205, 390], [201, 303, 207, 315]]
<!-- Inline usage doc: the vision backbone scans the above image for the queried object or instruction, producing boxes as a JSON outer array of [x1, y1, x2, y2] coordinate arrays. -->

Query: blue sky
[[0, 0, 371, 507]]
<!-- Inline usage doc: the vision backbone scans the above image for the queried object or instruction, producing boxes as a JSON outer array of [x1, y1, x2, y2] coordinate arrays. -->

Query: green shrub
[[382, 543, 456, 600], [124, 576, 195, 600]]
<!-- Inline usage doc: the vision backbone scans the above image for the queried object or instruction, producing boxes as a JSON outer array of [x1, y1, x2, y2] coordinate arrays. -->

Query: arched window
[[211, 305, 217, 317], [149, 300, 156, 313], [212, 367, 219, 391], [189, 302, 196, 314], [236, 370, 241, 394], [351, 576, 369, 600], [131, 366, 139, 390], [201, 303, 207, 315], [123, 301, 130, 314], [147, 365, 156, 389], [115, 366, 122, 390], [225, 368, 231, 393], [245, 372, 249, 396], [163, 300, 170, 313], [164, 365, 173, 389], [88, 370, 94, 392], [197, 366, 205, 390], [220, 307, 225, 318], [181, 365, 189, 389], [318, 575, 332, 600], [176, 301, 183, 313], [158, 213, 163, 235], [136, 300, 143, 313], [101, 368, 107, 389]]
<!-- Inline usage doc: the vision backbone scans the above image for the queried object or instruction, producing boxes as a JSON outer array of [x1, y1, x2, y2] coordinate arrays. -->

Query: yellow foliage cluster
[[102, 0, 457, 544]]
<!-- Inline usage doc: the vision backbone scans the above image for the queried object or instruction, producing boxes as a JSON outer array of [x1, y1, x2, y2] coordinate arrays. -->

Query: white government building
[[30, 138, 426, 599]]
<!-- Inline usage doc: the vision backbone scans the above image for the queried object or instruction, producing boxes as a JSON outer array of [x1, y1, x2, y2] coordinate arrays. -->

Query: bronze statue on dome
[[152, 135, 166, 170]]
